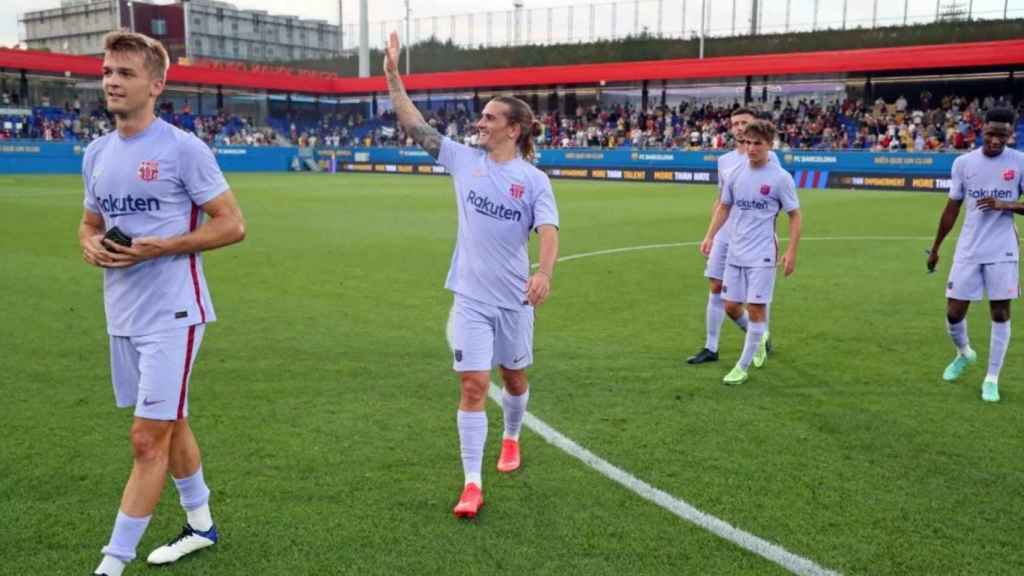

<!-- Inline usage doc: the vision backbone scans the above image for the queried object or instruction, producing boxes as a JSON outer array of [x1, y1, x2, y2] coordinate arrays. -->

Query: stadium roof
[[2, 39, 1022, 95]]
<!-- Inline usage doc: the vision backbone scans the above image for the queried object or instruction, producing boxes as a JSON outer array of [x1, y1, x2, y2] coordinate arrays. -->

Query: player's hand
[[700, 237, 713, 257], [926, 248, 939, 273], [526, 271, 552, 306], [102, 235, 167, 265], [781, 251, 796, 277], [977, 197, 1006, 211], [82, 233, 128, 268], [384, 31, 400, 76]]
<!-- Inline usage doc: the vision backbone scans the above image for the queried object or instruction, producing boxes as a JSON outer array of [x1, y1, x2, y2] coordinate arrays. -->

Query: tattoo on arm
[[409, 122, 442, 159]]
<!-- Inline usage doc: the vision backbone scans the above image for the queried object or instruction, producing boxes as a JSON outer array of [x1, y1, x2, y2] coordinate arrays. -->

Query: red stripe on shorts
[[188, 204, 207, 323], [177, 325, 196, 420]]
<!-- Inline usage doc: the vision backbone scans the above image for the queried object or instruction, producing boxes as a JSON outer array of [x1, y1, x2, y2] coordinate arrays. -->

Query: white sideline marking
[[505, 237, 940, 574], [488, 385, 840, 576]]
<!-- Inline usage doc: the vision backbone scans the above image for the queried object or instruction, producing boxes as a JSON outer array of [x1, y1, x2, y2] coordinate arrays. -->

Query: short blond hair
[[103, 30, 169, 81]]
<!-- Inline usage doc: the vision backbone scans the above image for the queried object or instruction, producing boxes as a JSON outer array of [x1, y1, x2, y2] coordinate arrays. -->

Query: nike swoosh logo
[[513, 355, 527, 364], [142, 398, 166, 407]]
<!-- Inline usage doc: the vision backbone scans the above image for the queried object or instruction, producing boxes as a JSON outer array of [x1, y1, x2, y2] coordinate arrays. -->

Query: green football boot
[[981, 378, 1000, 403], [752, 331, 770, 368], [723, 365, 748, 385], [942, 348, 977, 382]]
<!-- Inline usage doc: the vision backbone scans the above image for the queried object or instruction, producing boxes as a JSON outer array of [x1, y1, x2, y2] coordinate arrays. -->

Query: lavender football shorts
[[946, 260, 1019, 302], [722, 265, 776, 305], [109, 324, 205, 421], [447, 293, 534, 372]]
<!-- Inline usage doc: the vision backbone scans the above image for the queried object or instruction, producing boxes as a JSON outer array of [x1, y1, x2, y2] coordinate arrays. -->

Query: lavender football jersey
[[721, 161, 799, 268], [949, 147, 1024, 264], [438, 137, 560, 309], [83, 118, 229, 336], [715, 150, 780, 242]]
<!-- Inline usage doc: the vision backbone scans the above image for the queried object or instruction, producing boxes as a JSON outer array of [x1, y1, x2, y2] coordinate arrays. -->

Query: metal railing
[[340, 0, 1023, 51]]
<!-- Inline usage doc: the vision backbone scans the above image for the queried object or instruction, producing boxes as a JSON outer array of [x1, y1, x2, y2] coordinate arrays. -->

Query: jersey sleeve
[[778, 172, 800, 212], [82, 142, 98, 213], [531, 171, 560, 232], [716, 156, 727, 193], [438, 137, 477, 175], [720, 173, 735, 206], [948, 156, 965, 201], [180, 135, 229, 206]]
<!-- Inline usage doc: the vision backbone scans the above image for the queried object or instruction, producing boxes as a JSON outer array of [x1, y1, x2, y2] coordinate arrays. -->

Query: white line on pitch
[[488, 385, 840, 576], [540, 235, 935, 266], [510, 238, 931, 573]]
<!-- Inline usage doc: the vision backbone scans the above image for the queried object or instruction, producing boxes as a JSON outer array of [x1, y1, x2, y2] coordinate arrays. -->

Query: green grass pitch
[[2, 173, 1022, 575]]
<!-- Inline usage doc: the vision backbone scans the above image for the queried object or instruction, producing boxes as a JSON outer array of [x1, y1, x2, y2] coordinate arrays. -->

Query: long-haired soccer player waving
[[384, 32, 560, 518]]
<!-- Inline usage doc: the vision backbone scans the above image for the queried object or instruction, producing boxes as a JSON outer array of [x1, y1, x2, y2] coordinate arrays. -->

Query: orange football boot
[[453, 483, 484, 518], [496, 438, 521, 472]]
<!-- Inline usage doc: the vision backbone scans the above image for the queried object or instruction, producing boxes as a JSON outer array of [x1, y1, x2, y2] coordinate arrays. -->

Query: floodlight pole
[[358, 0, 369, 78], [342, 0, 350, 54], [699, 0, 705, 58]]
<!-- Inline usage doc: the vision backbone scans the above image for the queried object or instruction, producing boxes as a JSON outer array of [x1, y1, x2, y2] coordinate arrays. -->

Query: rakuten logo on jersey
[[97, 194, 162, 217], [467, 190, 522, 222], [968, 188, 1015, 200], [735, 198, 773, 210]]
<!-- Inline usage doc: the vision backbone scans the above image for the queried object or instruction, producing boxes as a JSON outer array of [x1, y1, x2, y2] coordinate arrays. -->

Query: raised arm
[[383, 31, 442, 159], [927, 199, 962, 272]]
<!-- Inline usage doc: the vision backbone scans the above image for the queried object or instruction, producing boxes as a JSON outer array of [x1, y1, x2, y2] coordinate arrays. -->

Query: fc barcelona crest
[[509, 183, 525, 199], [1004, 169, 1016, 182], [759, 184, 771, 196], [138, 160, 160, 182]]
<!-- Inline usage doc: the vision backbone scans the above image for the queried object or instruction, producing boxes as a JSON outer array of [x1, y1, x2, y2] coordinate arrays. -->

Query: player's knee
[[501, 369, 528, 395], [724, 301, 742, 318], [459, 376, 489, 404], [946, 311, 967, 324], [129, 423, 172, 463], [992, 308, 1011, 323], [709, 280, 723, 294]]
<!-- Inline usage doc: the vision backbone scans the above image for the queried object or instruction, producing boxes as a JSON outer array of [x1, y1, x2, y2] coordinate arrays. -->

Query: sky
[[3, 0, 1020, 50]]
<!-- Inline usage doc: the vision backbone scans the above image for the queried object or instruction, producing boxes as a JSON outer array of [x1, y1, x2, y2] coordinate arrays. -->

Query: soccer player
[[384, 32, 559, 519], [927, 108, 1024, 402], [688, 108, 779, 365], [79, 32, 245, 575], [702, 120, 801, 385]]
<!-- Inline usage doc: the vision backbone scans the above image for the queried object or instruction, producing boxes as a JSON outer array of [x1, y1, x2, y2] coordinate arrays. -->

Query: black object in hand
[[104, 226, 132, 247]]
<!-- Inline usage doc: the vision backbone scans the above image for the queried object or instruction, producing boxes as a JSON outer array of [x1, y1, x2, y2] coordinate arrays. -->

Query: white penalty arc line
[[506, 236, 940, 575], [488, 384, 840, 576], [543, 235, 935, 266]]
